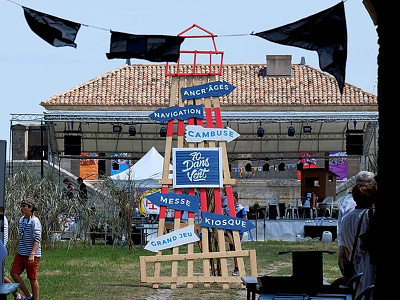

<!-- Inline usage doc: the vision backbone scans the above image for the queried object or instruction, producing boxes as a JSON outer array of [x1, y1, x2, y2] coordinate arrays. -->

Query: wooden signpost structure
[[140, 24, 257, 289]]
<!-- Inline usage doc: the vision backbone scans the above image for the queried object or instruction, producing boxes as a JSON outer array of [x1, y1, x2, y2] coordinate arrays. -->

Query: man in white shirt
[[11, 198, 42, 300], [336, 171, 376, 284], [341, 183, 376, 298]]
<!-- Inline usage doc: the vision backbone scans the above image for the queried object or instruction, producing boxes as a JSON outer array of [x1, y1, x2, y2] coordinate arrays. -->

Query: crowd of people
[[63, 177, 87, 200]]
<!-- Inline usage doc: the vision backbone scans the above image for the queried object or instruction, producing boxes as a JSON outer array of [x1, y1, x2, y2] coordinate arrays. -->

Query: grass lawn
[[5, 240, 341, 300]]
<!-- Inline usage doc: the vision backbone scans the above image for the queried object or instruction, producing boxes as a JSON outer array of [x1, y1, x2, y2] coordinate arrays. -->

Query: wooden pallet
[[140, 76, 257, 289]]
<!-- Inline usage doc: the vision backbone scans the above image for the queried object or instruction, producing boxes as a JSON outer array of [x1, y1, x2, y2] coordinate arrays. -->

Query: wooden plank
[[144, 276, 243, 284], [153, 76, 178, 289], [152, 217, 165, 289], [142, 250, 253, 262], [249, 249, 258, 277], [140, 256, 147, 283], [200, 188, 210, 287]]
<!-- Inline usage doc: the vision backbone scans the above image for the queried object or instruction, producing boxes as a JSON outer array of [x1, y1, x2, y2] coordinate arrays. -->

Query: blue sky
[[0, 0, 378, 147]]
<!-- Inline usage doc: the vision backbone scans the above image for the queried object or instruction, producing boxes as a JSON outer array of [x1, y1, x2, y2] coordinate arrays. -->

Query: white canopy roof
[[110, 147, 171, 187]]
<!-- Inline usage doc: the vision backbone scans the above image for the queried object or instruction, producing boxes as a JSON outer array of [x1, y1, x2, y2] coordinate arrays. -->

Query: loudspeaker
[[346, 130, 363, 155], [64, 135, 81, 155], [269, 205, 277, 219]]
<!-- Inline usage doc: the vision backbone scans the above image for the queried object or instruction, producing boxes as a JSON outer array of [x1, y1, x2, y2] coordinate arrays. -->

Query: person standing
[[10, 198, 42, 300], [230, 191, 247, 276], [63, 178, 74, 199], [76, 177, 88, 200], [342, 183, 376, 298], [335, 171, 376, 285], [3, 215, 25, 300]]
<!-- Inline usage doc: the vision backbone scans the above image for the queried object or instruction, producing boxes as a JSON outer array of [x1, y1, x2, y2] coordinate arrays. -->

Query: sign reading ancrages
[[148, 105, 204, 123], [173, 147, 223, 188], [145, 192, 200, 212], [181, 81, 236, 101]]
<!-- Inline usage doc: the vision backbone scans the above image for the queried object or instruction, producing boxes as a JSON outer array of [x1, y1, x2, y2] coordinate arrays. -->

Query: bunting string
[[3, 0, 347, 93]]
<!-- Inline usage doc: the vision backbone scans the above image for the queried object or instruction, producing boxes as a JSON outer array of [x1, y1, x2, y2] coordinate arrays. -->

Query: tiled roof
[[40, 63, 377, 110]]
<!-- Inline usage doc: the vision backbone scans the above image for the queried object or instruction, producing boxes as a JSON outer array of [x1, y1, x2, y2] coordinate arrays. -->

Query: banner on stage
[[173, 147, 223, 188]]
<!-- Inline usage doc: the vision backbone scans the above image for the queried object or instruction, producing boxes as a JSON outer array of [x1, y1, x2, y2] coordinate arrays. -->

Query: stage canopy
[[10, 110, 378, 161]]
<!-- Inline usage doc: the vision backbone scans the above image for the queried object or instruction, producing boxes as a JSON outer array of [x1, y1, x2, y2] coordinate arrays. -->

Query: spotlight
[[160, 126, 167, 137], [303, 125, 312, 133], [113, 125, 122, 133], [257, 126, 264, 137], [288, 126, 295, 136], [278, 162, 285, 171], [128, 125, 136, 136]]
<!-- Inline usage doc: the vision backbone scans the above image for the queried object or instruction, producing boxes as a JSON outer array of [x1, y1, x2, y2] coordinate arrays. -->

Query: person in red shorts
[[11, 198, 42, 300]]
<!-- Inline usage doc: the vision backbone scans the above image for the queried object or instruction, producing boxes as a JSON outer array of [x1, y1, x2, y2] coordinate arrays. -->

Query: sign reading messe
[[173, 147, 223, 188]]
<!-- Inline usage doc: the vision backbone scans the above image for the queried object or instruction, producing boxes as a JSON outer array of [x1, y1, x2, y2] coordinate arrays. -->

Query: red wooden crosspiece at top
[[165, 24, 224, 77]]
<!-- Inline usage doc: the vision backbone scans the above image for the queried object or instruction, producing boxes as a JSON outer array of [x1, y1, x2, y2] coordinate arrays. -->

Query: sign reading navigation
[[148, 105, 203, 123], [185, 125, 240, 143], [181, 81, 236, 101]]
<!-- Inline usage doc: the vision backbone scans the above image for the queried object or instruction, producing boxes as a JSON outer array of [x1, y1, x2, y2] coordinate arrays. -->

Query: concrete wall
[[234, 179, 301, 207]]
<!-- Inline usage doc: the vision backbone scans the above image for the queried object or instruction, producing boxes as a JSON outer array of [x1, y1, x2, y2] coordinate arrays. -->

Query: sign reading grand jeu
[[185, 125, 240, 143], [181, 81, 236, 101], [145, 192, 200, 212], [144, 224, 199, 253], [173, 147, 223, 188], [200, 212, 255, 233], [148, 105, 203, 122]]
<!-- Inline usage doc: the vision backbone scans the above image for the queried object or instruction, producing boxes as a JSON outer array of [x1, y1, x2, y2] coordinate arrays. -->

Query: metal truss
[[11, 111, 379, 125]]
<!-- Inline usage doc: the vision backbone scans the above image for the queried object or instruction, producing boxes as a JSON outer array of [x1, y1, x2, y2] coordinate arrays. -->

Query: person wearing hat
[[10, 198, 42, 300]]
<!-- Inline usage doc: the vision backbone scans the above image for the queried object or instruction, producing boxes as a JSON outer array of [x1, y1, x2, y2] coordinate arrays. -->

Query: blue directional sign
[[181, 81, 236, 101], [145, 192, 200, 213], [200, 212, 255, 233], [144, 225, 199, 252], [148, 105, 204, 122]]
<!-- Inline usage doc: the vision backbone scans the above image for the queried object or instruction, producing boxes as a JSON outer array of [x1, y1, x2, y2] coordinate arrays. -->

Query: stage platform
[[243, 218, 338, 242]]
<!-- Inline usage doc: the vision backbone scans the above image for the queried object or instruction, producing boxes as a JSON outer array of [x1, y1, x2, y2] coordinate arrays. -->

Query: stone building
[[11, 55, 378, 207]]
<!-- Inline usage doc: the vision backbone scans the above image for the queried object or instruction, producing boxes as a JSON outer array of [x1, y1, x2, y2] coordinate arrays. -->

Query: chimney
[[266, 55, 293, 77]]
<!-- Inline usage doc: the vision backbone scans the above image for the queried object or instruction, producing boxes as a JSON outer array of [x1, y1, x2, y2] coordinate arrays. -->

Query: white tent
[[110, 147, 171, 187]]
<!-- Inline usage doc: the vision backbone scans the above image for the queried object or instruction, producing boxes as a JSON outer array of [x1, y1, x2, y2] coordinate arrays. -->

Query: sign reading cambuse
[[173, 147, 223, 188]]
